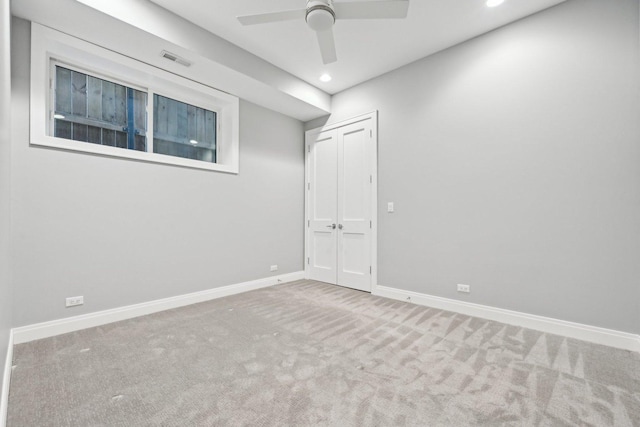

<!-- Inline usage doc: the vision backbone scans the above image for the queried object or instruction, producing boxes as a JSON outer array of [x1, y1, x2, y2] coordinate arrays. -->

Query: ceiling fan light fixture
[[237, 0, 410, 64], [306, 2, 335, 32]]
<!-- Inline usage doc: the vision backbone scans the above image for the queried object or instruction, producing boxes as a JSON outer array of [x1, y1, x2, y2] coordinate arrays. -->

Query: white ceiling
[[149, 0, 566, 94]]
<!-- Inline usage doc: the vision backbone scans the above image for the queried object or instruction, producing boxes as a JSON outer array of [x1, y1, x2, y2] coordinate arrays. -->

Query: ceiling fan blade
[[237, 9, 306, 26], [316, 29, 337, 64], [334, 0, 409, 20]]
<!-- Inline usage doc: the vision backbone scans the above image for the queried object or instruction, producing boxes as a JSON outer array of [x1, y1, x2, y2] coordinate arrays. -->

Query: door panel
[[337, 121, 372, 292], [312, 132, 338, 221], [341, 233, 367, 274], [308, 129, 338, 284], [342, 128, 367, 221]]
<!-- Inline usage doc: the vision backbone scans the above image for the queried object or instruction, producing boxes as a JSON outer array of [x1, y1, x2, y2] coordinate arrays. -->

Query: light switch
[[387, 202, 394, 213]]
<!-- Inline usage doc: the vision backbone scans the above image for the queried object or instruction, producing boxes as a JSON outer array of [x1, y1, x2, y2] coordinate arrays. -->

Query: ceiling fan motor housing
[[306, 0, 335, 32]]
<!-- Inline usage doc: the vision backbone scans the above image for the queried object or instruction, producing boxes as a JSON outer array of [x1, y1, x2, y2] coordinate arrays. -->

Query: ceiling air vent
[[160, 50, 192, 67]]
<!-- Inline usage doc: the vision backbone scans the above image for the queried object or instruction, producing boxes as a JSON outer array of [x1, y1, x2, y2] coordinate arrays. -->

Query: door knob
[[338, 224, 343, 230], [326, 224, 336, 229]]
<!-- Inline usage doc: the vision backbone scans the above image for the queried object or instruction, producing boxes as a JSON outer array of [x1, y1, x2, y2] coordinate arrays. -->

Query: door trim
[[304, 111, 378, 291]]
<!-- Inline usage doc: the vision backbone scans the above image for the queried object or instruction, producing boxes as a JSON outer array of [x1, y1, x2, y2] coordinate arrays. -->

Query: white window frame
[[31, 23, 240, 174]]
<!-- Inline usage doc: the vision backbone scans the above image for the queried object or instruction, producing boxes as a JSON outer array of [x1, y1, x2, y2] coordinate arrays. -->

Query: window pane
[[53, 66, 147, 152], [153, 94, 217, 163]]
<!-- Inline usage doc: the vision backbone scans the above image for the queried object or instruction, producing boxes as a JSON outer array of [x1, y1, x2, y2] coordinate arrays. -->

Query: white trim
[[370, 114, 378, 291], [0, 330, 13, 427], [312, 111, 379, 133], [373, 285, 640, 353], [13, 272, 304, 345], [304, 111, 378, 291]]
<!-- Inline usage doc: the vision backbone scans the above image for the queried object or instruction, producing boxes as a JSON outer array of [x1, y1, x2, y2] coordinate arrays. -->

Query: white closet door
[[307, 129, 338, 284], [337, 120, 372, 292]]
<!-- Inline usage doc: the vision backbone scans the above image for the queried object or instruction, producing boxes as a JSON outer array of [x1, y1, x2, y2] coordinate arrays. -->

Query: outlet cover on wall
[[66, 296, 84, 307], [270, 265, 278, 272], [457, 284, 470, 293]]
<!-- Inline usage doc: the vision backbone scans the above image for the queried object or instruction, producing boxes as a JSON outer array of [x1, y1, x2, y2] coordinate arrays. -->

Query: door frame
[[304, 111, 378, 291]]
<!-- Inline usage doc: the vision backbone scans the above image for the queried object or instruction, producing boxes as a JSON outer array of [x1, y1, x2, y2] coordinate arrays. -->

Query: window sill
[[31, 135, 239, 174]]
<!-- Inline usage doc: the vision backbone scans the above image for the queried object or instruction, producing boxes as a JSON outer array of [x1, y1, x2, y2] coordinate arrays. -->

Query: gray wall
[[11, 18, 304, 327], [308, 0, 640, 334], [0, 0, 13, 392]]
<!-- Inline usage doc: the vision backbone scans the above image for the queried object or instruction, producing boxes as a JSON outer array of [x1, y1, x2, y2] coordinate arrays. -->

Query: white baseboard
[[373, 285, 640, 353], [13, 271, 305, 345], [0, 330, 13, 427]]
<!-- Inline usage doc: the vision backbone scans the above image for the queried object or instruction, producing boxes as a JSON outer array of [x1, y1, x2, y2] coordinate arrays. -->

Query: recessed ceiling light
[[486, 0, 505, 7], [319, 73, 332, 82], [189, 139, 198, 145]]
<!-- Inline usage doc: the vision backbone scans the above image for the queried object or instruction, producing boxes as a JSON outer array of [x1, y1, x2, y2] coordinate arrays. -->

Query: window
[[53, 66, 148, 152], [153, 95, 217, 163], [31, 24, 239, 173], [52, 65, 220, 164]]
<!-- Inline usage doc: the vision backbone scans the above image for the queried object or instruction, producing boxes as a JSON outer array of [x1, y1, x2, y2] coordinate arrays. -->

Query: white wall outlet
[[387, 202, 395, 213], [66, 296, 84, 307], [270, 265, 278, 272], [457, 284, 470, 293]]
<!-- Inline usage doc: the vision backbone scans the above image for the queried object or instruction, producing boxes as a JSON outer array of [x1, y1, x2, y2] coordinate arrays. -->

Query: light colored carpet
[[7, 280, 640, 426]]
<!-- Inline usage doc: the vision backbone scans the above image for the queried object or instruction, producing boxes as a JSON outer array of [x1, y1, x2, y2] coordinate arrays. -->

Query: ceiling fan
[[237, 0, 410, 65]]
